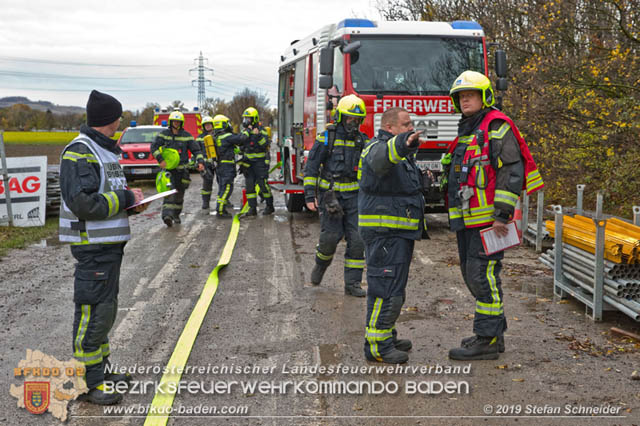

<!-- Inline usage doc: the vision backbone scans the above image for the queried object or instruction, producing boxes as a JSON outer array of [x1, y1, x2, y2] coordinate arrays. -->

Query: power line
[[0, 55, 188, 68]]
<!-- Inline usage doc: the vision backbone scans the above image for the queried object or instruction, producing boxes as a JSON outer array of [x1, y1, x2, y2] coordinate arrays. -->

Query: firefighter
[[304, 95, 369, 297], [151, 111, 205, 226], [445, 71, 543, 360], [212, 114, 246, 218], [196, 116, 216, 210], [358, 107, 425, 364], [239, 107, 274, 216], [59, 90, 149, 404]]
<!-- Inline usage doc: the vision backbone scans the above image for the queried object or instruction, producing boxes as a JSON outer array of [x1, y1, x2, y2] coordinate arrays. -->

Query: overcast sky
[[0, 0, 382, 112]]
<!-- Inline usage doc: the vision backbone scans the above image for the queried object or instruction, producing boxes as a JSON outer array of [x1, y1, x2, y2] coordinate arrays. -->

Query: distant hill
[[0, 96, 85, 115]]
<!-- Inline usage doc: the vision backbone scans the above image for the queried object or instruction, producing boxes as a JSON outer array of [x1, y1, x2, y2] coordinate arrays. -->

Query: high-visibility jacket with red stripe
[[448, 109, 544, 230]]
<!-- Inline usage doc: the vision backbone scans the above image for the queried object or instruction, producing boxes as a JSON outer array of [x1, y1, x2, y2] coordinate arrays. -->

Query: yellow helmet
[[336, 95, 366, 123], [212, 114, 231, 131], [242, 107, 259, 126], [449, 70, 495, 113], [168, 110, 185, 127], [201, 116, 214, 129], [159, 147, 180, 170]]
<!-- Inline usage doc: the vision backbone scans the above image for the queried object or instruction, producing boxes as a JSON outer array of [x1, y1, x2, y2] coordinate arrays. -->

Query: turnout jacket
[[358, 129, 425, 242], [215, 131, 247, 164], [240, 125, 270, 162], [303, 124, 369, 203], [151, 128, 204, 167], [59, 124, 136, 244]]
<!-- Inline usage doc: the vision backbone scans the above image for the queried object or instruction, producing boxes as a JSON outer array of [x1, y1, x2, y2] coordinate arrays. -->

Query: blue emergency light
[[161, 120, 167, 126], [450, 21, 483, 30], [130, 120, 137, 127], [337, 19, 376, 29]]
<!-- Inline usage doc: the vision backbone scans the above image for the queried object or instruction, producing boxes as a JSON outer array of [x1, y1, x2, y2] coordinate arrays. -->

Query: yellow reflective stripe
[[334, 140, 356, 148], [101, 342, 110, 357], [245, 152, 266, 159], [345, 258, 365, 269], [304, 176, 318, 187], [316, 249, 333, 261], [526, 170, 544, 193], [449, 207, 463, 219], [220, 160, 235, 164], [257, 137, 267, 146], [365, 328, 393, 340], [158, 134, 192, 141], [476, 260, 503, 316], [102, 191, 120, 217], [246, 193, 257, 199], [463, 214, 494, 226], [73, 305, 104, 365], [359, 214, 420, 230], [387, 137, 404, 164], [63, 152, 98, 163], [458, 135, 474, 144], [367, 298, 384, 358], [494, 190, 519, 207], [488, 122, 511, 140], [334, 181, 359, 192]]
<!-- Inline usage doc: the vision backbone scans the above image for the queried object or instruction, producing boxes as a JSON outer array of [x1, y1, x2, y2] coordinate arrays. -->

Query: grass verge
[[2, 131, 122, 145], [0, 217, 59, 258]]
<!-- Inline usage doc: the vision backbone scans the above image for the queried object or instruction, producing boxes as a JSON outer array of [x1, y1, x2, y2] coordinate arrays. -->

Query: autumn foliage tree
[[378, 0, 640, 216]]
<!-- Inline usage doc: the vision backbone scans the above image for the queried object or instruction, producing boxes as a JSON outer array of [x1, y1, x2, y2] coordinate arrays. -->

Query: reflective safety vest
[[448, 109, 544, 229], [59, 136, 131, 244]]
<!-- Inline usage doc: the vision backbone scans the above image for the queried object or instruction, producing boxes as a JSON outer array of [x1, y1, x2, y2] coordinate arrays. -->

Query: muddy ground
[[1, 167, 639, 425]]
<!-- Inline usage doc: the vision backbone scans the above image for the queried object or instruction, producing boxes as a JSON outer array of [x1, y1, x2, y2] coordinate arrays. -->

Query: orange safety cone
[[513, 199, 523, 240]]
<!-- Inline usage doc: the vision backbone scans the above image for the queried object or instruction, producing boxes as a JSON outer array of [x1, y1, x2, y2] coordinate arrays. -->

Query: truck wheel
[[285, 192, 305, 212]]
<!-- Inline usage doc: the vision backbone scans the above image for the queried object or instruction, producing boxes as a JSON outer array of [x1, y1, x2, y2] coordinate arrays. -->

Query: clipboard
[[125, 189, 178, 209], [479, 221, 521, 255]]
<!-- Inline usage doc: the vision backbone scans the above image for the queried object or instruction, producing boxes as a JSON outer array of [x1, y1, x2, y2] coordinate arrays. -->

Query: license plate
[[417, 160, 443, 172], [131, 168, 152, 175]]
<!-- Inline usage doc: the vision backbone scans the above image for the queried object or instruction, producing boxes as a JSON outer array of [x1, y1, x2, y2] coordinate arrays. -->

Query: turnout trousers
[[71, 243, 124, 389], [363, 237, 414, 359], [244, 159, 273, 208], [216, 162, 236, 214], [162, 168, 190, 220], [315, 192, 364, 286], [200, 161, 216, 202], [456, 227, 508, 337]]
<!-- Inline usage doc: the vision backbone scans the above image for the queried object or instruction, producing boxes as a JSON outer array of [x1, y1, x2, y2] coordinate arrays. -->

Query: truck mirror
[[496, 77, 508, 91], [341, 40, 361, 55], [319, 75, 333, 90], [319, 47, 334, 75], [495, 49, 507, 78]]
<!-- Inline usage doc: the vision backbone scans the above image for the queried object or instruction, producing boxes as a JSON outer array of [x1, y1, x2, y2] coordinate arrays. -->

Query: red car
[[117, 123, 166, 180]]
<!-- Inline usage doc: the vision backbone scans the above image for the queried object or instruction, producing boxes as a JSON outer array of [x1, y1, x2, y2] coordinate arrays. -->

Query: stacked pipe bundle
[[545, 215, 640, 264], [540, 214, 640, 321]]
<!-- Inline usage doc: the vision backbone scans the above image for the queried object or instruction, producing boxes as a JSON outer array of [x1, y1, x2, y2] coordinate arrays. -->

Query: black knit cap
[[86, 90, 122, 127]]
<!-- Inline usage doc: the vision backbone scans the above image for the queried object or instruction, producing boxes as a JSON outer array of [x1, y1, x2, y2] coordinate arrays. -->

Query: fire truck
[[276, 18, 507, 212], [153, 107, 203, 139]]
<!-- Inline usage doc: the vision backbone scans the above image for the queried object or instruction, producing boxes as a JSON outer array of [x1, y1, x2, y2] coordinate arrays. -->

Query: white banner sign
[[0, 156, 47, 227]]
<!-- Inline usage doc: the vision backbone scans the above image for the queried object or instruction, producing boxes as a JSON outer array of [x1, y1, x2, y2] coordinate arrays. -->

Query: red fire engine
[[276, 18, 507, 212]]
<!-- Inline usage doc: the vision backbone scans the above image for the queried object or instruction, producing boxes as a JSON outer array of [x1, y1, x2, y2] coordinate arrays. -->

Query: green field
[[2, 131, 122, 145]]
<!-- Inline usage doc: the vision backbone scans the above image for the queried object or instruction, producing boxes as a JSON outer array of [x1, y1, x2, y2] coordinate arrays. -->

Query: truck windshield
[[349, 36, 484, 95], [120, 128, 161, 144]]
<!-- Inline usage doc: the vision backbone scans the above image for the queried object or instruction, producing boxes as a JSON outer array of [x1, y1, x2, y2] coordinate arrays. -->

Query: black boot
[[217, 208, 232, 218], [202, 196, 210, 210], [246, 206, 257, 216], [394, 338, 412, 352], [173, 215, 181, 224], [77, 383, 122, 405], [461, 334, 505, 353], [449, 336, 499, 360], [311, 264, 327, 285], [345, 282, 366, 297], [262, 204, 275, 215], [364, 348, 409, 364], [163, 216, 173, 227]]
